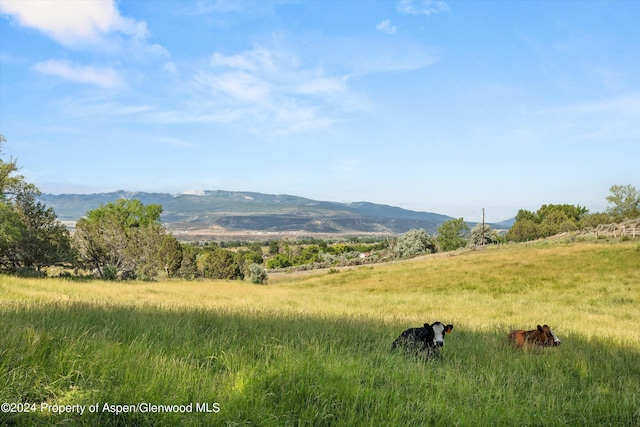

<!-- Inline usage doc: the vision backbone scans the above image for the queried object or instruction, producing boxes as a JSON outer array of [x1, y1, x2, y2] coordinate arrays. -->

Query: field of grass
[[1, 240, 639, 426]]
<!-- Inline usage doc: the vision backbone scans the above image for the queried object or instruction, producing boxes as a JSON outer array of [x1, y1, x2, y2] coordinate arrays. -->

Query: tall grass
[[1, 240, 639, 425]]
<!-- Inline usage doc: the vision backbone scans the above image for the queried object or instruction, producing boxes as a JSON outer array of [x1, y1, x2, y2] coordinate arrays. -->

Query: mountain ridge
[[39, 190, 509, 239]]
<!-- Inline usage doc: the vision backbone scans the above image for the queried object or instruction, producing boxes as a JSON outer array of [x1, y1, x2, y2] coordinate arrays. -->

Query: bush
[[249, 263, 268, 284], [197, 248, 244, 280], [395, 229, 436, 258], [15, 266, 46, 278], [102, 264, 118, 281]]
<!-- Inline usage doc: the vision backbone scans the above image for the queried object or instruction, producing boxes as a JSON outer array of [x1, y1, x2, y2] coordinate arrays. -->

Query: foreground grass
[[1, 240, 639, 425]]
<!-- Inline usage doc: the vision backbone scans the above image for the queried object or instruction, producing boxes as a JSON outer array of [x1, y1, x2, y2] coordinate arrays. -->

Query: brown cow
[[508, 324, 561, 349]]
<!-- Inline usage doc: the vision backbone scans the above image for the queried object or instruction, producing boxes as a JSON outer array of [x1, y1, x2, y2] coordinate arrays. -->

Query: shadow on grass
[[1, 302, 639, 426]]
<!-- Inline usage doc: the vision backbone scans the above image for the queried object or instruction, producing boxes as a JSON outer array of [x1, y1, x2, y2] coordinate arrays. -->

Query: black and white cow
[[392, 322, 454, 357]]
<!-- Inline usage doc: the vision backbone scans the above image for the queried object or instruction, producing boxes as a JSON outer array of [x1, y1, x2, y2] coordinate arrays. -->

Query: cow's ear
[[537, 325, 544, 332], [446, 325, 453, 333], [424, 323, 430, 328]]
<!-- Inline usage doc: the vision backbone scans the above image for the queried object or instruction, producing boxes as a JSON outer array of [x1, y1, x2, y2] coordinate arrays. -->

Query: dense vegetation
[[1, 241, 639, 426]]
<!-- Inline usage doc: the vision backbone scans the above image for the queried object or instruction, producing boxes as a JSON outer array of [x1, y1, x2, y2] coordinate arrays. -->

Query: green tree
[[0, 134, 24, 201], [537, 204, 587, 223], [515, 209, 539, 224], [507, 204, 588, 242], [606, 184, 640, 221], [395, 228, 436, 258], [536, 204, 586, 237], [436, 218, 470, 252], [506, 219, 539, 242], [580, 212, 612, 228], [0, 135, 72, 273], [157, 234, 183, 278], [177, 244, 200, 279], [10, 186, 73, 271], [0, 203, 25, 270], [196, 247, 244, 280], [295, 245, 321, 264], [268, 240, 280, 255], [73, 199, 167, 279], [266, 254, 292, 269], [239, 242, 264, 265]]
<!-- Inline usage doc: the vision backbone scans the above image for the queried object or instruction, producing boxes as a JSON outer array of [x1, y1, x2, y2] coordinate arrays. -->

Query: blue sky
[[1, 0, 638, 222]]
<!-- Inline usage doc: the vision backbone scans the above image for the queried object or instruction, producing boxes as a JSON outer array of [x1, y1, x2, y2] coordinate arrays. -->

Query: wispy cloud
[[185, 47, 362, 135], [397, 0, 449, 15], [0, 0, 148, 48], [32, 60, 126, 88], [376, 20, 397, 35]]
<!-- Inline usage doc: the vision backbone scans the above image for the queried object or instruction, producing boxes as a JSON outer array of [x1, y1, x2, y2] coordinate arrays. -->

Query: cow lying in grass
[[508, 324, 561, 349], [392, 322, 454, 358]]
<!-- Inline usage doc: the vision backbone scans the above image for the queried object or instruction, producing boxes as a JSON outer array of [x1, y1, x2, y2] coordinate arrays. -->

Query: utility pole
[[481, 208, 485, 249]]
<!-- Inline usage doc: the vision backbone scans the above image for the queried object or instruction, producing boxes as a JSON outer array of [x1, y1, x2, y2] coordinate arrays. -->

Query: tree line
[[2, 135, 639, 281], [506, 186, 639, 242]]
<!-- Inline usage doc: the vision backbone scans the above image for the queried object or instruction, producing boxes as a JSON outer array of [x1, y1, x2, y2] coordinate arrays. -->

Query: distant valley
[[39, 190, 513, 241]]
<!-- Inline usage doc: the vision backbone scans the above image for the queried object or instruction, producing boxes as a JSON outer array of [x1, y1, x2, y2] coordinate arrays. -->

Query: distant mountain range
[[39, 190, 513, 240]]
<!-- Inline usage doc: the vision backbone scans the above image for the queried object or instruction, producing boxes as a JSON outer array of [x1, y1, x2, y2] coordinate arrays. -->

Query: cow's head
[[431, 322, 454, 347], [537, 324, 561, 346]]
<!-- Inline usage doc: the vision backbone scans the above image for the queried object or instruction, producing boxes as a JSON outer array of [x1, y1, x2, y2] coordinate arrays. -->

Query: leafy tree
[[0, 135, 72, 273], [266, 254, 292, 269], [395, 228, 436, 258], [580, 212, 612, 228], [127, 222, 165, 279], [239, 242, 264, 265], [157, 234, 183, 278], [507, 204, 589, 242], [177, 244, 200, 279], [73, 199, 167, 279], [196, 247, 244, 280], [436, 218, 470, 252], [515, 209, 538, 224], [268, 240, 280, 255], [0, 203, 25, 270], [295, 245, 321, 264], [606, 184, 640, 221], [538, 211, 569, 237], [537, 204, 587, 223], [506, 219, 539, 242], [0, 134, 24, 201], [10, 186, 73, 271]]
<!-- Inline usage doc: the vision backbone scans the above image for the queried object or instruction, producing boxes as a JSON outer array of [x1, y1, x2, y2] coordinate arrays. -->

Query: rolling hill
[[39, 190, 499, 240]]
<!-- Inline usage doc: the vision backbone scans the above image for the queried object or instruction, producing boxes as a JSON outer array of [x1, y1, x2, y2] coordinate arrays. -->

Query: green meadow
[[1, 240, 639, 426]]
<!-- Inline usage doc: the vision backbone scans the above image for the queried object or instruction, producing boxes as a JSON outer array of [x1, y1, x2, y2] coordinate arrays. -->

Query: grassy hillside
[[1, 240, 639, 426]]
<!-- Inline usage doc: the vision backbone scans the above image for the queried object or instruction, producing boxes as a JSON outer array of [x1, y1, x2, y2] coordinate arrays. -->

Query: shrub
[[249, 263, 268, 284], [15, 266, 46, 278], [395, 229, 436, 258], [102, 264, 118, 281]]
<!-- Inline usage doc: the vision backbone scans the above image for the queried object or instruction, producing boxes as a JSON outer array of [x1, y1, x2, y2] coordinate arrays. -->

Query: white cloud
[[210, 49, 279, 73], [295, 77, 348, 96], [180, 189, 205, 196], [376, 20, 397, 35], [397, 0, 449, 15], [191, 47, 360, 134], [0, 0, 148, 48], [195, 70, 272, 105], [32, 59, 126, 88]]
